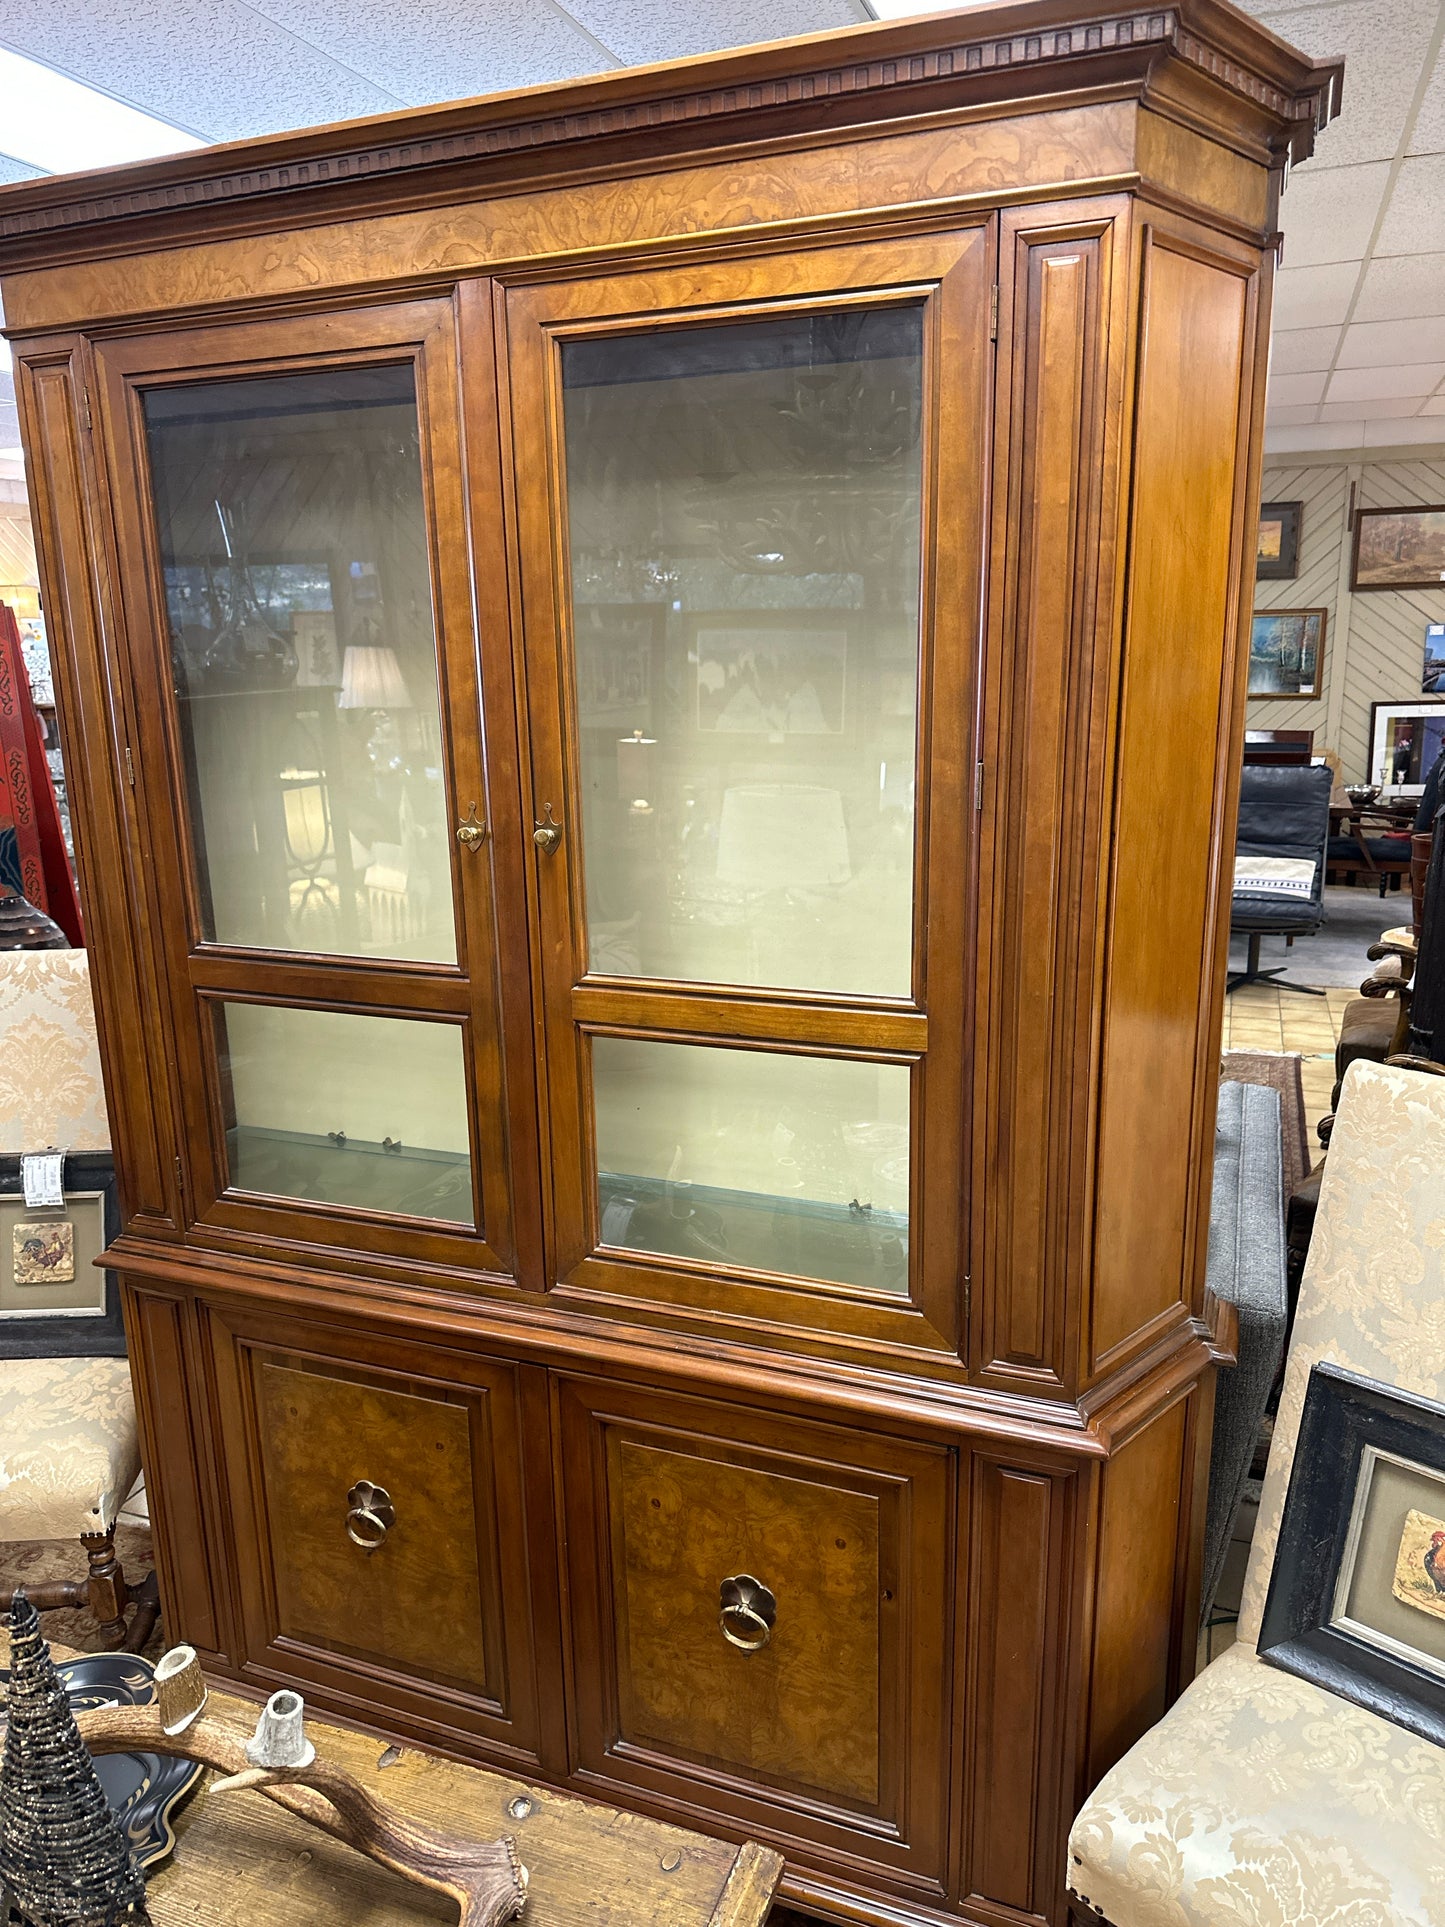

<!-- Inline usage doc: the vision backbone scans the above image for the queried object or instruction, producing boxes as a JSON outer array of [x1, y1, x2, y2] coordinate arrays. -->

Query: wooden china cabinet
[[2, 5, 1337, 1920]]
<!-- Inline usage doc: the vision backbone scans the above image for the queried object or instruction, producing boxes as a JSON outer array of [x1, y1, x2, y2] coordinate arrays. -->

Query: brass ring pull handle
[[719, 1574, 776, 1653], [533, 803, 563, 855], [345, 1480, 396, 1553], [455, 802, 488, 851]]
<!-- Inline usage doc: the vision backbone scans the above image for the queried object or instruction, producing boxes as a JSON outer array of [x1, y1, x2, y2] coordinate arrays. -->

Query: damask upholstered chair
[[0, 948, 152, 1648], [1069, 1060, 1445, 1926]]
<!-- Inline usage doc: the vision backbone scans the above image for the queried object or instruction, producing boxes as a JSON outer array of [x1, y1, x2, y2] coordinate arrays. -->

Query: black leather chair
[[1228, 762, 1332, 995]]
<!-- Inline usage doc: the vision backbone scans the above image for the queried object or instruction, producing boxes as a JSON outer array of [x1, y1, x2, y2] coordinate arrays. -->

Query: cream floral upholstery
[[0, 1356, 141, 1540], [0, 948, 110, 1152], [1070, 1062, 1445, 1927], [0, 948, 134, 1549]]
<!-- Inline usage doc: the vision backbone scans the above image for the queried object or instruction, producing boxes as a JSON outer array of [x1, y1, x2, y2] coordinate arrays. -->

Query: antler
[[75, 1704, 526, 1926]]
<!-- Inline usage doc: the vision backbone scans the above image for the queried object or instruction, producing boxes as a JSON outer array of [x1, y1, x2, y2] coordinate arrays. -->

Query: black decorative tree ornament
[[0, 1592, 150, 1927]]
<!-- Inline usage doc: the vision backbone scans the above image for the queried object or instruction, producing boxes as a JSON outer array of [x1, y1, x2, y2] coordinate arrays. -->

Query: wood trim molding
[[0, 2, 1339, 268]]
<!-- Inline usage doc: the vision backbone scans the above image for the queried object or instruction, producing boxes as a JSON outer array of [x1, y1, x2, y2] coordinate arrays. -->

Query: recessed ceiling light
[[0, 46, 205, 175]]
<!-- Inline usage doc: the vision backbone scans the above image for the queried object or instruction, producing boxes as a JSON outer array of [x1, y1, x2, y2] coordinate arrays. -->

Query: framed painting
[[1259, 1364, 1445, 1748], [1352, 505, 1445, 590], [1256, 500, 1302, 579], [1424, 623, 1445, 696], [688, 611, 851, 736], [1368, 701, 1445, 794], [0, 1153, 123, 1357], [1248, 608, 1326, 699]]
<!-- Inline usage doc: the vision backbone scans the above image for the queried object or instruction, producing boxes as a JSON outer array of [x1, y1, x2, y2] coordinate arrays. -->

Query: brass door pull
[[719, 1574, 776, 1652], [455, 802, 488, 851], [346, 1480, 396, 1552], [533, 803, 563, 854]]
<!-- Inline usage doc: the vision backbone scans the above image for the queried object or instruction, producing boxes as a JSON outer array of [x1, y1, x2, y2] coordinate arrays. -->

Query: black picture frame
[[1258, 1362, 1445, 1746], [0, 1153, 123, 1358], [1257, 500, 1302, 579]]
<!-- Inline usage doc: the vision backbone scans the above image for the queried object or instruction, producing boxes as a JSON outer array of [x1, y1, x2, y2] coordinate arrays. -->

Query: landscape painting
[[1353, 506, 1445, 590]]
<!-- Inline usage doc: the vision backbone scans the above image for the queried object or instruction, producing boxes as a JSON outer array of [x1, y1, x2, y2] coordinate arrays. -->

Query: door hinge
[[173, 1155, 185, 1208], [989, 284, 999, 341], [963, 1272, 973, 1325], [75, 372, 92, 434], [974, 759, 985, 812], [123, 744, 135, 788]]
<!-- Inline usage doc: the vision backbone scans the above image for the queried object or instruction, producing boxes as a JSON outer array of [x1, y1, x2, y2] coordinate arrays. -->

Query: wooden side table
[[118, 1680, 782, 1927]]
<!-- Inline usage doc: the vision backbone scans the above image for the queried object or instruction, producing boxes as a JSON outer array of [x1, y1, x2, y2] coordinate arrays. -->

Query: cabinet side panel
[[20, 356, 175, 1226], [123, 1283, 226, 1657], [1086, 1394, 1188, 1789], [1091, 237, 1251, 1370]]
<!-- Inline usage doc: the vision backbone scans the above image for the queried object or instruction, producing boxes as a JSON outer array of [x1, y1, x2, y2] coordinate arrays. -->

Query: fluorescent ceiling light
[[0, 46, 205, 174], [863, 0, 1020, 14]]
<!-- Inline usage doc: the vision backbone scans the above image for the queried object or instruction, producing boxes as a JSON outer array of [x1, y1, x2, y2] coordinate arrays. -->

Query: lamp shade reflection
[[338, 644, 412, 710]]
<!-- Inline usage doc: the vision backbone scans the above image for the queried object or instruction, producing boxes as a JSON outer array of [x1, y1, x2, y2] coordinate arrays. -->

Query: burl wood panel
[[1090, 233, 1250, 1373], [255, 1360, 493, 1694], [2, 103, 1134, 333], [981, 220, 1109, 1390], [610, 1437, 881, 1808]]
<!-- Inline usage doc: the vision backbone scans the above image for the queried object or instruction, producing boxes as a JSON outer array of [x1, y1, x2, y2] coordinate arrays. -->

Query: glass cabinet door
[[509, 236, 990, 1346], [97, 302, 523, 1277]]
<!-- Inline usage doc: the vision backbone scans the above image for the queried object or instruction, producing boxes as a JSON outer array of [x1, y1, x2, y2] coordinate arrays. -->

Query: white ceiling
[[0, 0, 1439, 461]]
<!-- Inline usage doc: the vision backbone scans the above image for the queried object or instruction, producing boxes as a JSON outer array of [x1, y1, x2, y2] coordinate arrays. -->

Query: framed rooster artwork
[[1259, 1363, 1445, 1747]]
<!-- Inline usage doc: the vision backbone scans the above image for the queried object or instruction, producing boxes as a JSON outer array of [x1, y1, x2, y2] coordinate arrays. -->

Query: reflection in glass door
[[564, 308, 924, 1001], [558, 303, 926, 1297], [144, 364, 455, 964]]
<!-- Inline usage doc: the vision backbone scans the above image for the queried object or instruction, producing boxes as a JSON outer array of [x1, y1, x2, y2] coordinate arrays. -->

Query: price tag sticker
[[21, 1150, 65, 1210]]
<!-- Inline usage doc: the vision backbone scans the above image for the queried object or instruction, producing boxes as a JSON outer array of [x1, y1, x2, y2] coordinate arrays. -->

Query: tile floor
[[1222, 980, 1357, 1149]]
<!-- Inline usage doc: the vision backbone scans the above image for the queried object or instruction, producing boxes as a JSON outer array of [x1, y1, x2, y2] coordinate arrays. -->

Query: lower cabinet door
[[556, 1375, 954, 1886], [207, 1303, 540, 1759]]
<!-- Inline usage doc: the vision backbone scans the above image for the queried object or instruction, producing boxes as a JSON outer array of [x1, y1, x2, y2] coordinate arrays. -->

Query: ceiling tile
[[1326, 361, 1445, 400], [1277, 162, 1390, 266], [1376, 154, 1445, 257], [0, 152, 43, 185], [1271, 262, 1362, 330], [1406, 37, 1445, 155], [1337, 315, 1445, 366], [1417, 393, 1445, 414], [1352, 251, 1445, 322], [1318, 396, 1423, 419], [561, 0, 865, 66], [248, 0, 618, 107], [1250, 0, 1441, 167], [1269, 326, 1340, 373], [1361, 416, 1445, 447], [1268, 370, 1329, 405], [1264, 403, 1325, 424], [0, 0, 405, 141]]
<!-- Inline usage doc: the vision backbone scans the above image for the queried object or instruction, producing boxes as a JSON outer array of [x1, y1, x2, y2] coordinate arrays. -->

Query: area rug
[[0, 1522, 163, 1662], [1222, 1050, 1310, 1200]]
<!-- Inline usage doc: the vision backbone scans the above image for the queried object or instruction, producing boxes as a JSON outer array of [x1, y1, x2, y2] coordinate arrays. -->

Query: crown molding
[[0, 0, 1341, 273]]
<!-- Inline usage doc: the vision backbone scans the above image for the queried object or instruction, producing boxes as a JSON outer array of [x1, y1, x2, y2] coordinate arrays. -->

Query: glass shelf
[[216, 1002, 474, 1227], [592, 1036, 910, 1296]]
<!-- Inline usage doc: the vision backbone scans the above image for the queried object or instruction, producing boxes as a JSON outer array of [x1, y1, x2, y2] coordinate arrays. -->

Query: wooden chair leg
[[122, 1570, 161, 1654], [0, 1574, 87, 1615], [81, 1522, 131, 1650]]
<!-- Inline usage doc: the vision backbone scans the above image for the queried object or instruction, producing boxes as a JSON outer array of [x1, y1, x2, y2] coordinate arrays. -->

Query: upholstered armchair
[[1069, 1060, 1445, 1926], [0, 948, 153, 1648]]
